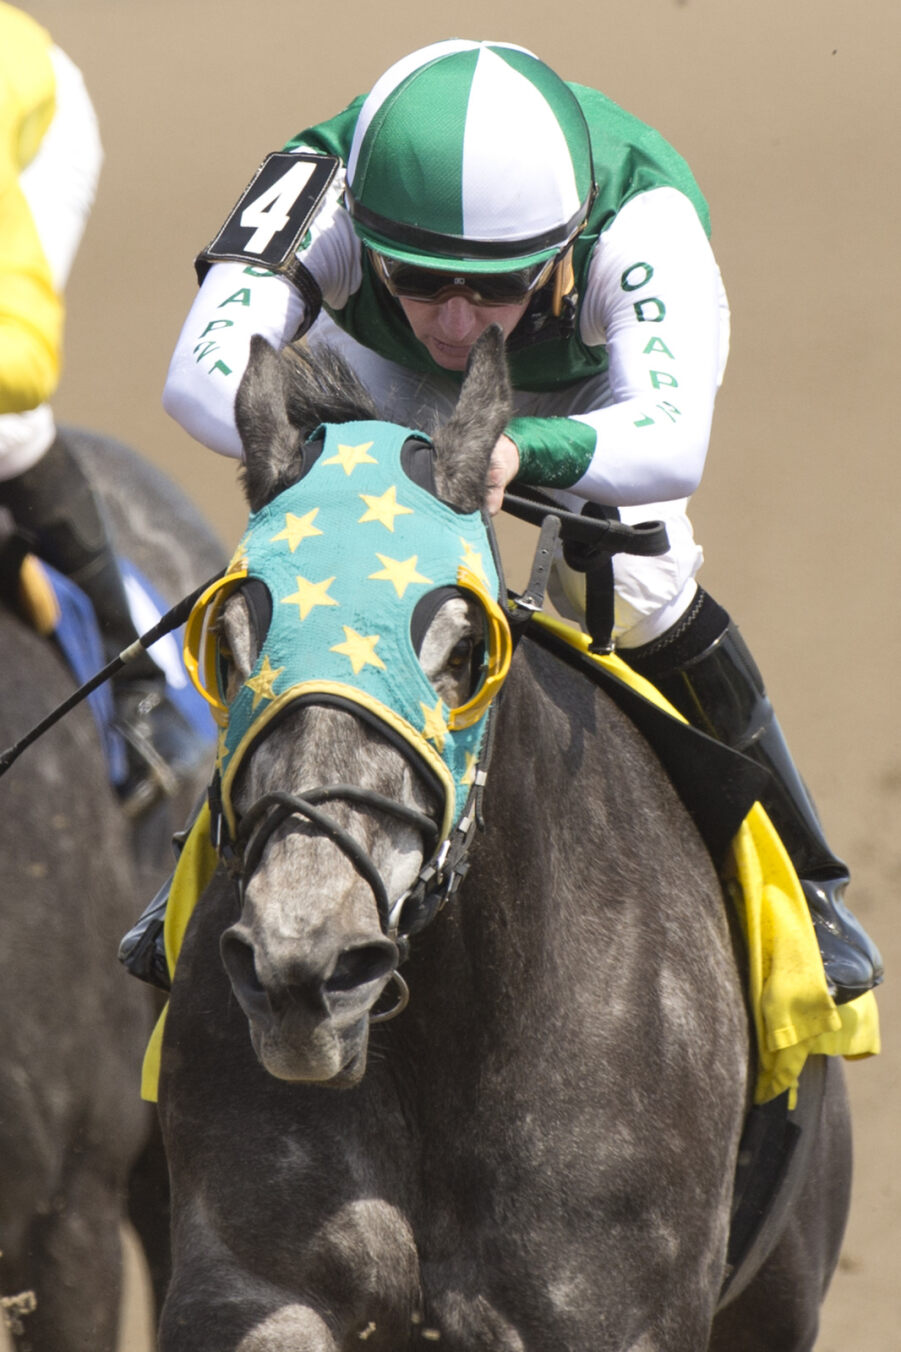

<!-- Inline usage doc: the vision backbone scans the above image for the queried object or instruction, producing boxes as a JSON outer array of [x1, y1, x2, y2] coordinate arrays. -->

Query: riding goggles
[[371, 249, 557, 306]]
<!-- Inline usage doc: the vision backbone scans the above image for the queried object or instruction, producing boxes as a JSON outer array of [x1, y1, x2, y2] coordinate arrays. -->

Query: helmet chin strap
[[550, 246, 576, 317]]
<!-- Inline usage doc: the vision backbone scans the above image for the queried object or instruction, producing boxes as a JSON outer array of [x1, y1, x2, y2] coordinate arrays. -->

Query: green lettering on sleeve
[[219, 288, 253, 308], [650, 370, 678, 390], [643, 336, 674, 358], [198, 318, 234, 338], [634, 298, 666, 323], [621, 262, 654, 292], [192, 340, 221, 362]]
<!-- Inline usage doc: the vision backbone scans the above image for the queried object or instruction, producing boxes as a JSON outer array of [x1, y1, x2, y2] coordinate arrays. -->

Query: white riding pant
[[0, 46, 103, 481], [308, 313, 703, 648]]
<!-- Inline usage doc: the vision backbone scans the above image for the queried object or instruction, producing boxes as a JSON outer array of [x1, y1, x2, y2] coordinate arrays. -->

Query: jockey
[[133, 39, 881, 1000], [0, 2, 208, 816]]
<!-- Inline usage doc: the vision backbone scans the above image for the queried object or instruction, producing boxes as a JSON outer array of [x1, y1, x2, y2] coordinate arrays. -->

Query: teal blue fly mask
[[184, 333, 516, 848]]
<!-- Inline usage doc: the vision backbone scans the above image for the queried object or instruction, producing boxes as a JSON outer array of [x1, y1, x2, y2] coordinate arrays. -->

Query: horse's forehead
[[239, 704, 406, 789]]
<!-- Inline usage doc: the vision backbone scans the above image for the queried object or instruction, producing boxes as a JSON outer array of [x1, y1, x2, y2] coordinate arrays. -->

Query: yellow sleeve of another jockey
[[0, 1, 63, 414]]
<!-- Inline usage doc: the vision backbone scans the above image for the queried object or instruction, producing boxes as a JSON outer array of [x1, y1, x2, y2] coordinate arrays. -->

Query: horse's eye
[[447, 637, 474, 672], [213, 627, 241, 704]]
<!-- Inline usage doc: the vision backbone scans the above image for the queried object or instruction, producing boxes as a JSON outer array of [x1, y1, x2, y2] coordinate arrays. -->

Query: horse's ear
[[432, 325, 513, 513], [235, 336, 304, 512]]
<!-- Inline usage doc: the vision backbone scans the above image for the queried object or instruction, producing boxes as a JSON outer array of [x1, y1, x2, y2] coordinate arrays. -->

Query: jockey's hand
[[486, 434, 520, 516]]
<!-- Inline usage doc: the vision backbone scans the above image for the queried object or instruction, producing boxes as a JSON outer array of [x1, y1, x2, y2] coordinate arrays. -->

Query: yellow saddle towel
[[141, 620, 881, 1105], [726, 804, 879, 1105], [535, 616, 879, 1106]]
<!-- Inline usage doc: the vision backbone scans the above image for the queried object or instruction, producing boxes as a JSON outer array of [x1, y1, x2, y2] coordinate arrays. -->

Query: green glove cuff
[[506, 416, 597, 489]]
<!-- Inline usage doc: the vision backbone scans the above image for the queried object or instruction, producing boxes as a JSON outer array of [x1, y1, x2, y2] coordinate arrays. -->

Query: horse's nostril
[[326, 943, 396, 995], [221, 928, 397, 1016], [221, 931, 264, 997]]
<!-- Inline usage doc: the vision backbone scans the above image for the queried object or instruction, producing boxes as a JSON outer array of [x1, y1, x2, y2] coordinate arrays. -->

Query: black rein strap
[[502, 488, 670, 653], [502, 488, 669, 558], [232, 786, 439, 936]]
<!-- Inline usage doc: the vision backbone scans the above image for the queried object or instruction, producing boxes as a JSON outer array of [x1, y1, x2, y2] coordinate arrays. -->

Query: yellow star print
[[270, 509, 322, 552], [244, 654, 285, 710], [322, 440, 377, 475], [368, 553, 432, 599], [227, 532, 251, 571], [357, 484, 414, 532], [330, 626, 386, 675], [459, 537, 489, 585], [420, 697, 449, 754], [281, 574, 339, 620], [461, 751, 478, 786]]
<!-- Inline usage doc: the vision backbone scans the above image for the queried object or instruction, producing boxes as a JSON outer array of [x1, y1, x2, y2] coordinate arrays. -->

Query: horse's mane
[[284, 341, 380, 433]]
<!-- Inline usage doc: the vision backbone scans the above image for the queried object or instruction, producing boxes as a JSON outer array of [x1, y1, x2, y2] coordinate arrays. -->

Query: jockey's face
[[399, 293, 529, 371]]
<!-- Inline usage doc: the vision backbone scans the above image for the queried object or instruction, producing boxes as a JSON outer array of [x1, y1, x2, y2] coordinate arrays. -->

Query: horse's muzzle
[[220, 921, 399, 1083]]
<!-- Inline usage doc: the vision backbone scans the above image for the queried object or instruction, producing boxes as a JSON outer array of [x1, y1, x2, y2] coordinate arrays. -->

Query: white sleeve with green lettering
[[162, 262, 305, 458], [162, 162, 359, 460], [513, 187, 729, 507]]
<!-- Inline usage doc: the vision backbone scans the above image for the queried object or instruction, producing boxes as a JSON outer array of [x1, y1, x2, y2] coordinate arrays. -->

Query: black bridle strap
[[502, 489, 669, 556], [234, 786, 439, 929]]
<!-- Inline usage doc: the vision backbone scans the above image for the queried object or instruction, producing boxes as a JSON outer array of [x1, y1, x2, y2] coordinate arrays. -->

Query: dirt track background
[[16, 1, 901, 1346]]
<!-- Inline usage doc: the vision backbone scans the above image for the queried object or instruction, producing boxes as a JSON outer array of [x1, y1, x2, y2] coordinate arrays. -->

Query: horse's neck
[[406, 641, 733, 1052], [407, 650, 614, 1003]]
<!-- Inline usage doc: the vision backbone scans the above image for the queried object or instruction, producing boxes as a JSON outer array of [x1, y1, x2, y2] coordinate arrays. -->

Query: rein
[[503, 488, 669, 652], [0, 492, 665, 777], [0, 488, 670, 1028], [230, 786, 438, 924]]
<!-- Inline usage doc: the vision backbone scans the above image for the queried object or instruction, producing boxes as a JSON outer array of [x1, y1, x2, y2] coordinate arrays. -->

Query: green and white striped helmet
[[346, 40, 595, 274]]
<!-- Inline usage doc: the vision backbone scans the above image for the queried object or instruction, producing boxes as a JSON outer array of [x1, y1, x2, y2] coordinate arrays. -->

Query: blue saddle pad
[[47, 559, 216, 787]]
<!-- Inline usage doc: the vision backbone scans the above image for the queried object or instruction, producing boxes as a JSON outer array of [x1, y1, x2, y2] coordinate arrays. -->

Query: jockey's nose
[[435, 294, 482, 341]]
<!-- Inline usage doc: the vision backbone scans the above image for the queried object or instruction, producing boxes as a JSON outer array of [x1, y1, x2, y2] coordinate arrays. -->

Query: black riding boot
[[118, 801, 201, 989], [622, 588, 883, 1005], [0, 433, 208, 816]]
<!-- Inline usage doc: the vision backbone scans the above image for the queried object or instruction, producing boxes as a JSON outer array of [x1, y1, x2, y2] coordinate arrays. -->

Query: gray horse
[[0, 430, 224, 1349], [157, 333, 851, 1351]]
